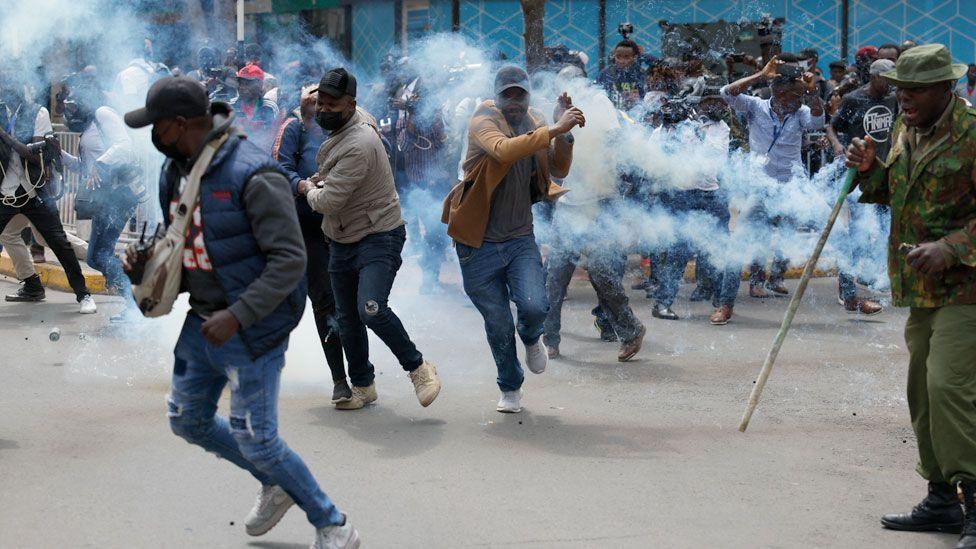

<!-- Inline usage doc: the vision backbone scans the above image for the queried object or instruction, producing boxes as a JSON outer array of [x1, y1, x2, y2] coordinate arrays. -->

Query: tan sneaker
[[334, 384, 377, 410], [408, 360, 441, 407]]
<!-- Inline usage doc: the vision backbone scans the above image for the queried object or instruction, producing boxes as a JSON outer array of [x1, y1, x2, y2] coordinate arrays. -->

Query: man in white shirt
[[0, 74, 95, 312], [721, 53, 825, 298]]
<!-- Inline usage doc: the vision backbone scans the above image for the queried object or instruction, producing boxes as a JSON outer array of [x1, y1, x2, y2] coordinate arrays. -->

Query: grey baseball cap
[[494, 65, 530, 95], [870, 59, 896, 76]]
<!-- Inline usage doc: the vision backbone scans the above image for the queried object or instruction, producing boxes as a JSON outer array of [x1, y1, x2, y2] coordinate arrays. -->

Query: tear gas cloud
[[0, 3, 891, 384]]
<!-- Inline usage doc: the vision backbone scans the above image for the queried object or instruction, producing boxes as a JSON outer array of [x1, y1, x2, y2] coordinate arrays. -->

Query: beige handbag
[[132, 135, 227, 318]]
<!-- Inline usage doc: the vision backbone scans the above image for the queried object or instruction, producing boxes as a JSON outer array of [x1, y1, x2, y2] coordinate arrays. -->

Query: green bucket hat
[[882, 43, 967, 88]]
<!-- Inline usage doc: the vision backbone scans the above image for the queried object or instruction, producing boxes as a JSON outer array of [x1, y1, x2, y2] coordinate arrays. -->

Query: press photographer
[[0, 69, 95, 313]]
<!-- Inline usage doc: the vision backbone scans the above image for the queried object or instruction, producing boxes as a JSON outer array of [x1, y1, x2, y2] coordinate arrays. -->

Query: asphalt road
[[0, 262, 959, 549]]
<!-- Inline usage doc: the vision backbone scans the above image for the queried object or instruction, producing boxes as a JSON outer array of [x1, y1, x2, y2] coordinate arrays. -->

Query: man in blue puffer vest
[[122, 77, 360, 549]]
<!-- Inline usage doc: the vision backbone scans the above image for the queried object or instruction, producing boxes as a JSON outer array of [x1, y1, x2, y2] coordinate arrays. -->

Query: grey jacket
[[306, 108, 404, 244]]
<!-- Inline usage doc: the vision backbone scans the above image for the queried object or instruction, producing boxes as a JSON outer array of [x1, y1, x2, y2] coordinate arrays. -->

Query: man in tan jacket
[[442, 65, 584, 413], [298, 68, 441, 411]]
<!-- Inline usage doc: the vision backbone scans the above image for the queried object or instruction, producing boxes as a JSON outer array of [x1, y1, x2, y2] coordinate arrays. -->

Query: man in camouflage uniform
[[847, 44, 976, 549]]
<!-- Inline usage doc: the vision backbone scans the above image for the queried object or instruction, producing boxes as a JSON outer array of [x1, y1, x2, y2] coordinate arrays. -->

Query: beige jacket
[[307, 108, 403, 244], [441, 101, 571, 248]]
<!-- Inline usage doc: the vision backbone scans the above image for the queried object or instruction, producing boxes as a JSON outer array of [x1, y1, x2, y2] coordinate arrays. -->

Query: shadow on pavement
[[482, 410, 676, 460], [247, 542, 307, 549], [308, 404, 446, 459]]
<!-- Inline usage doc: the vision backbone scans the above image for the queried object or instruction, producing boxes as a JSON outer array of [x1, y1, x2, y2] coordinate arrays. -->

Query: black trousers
[[0, 197, 89, 300], [299, 214, 346, 383]]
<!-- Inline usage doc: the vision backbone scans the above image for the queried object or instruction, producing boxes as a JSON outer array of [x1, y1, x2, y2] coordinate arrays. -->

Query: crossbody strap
[[169, 134, 229, 237]]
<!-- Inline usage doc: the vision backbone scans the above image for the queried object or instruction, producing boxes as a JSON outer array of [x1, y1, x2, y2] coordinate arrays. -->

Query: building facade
[[239, 0, 976, 78]]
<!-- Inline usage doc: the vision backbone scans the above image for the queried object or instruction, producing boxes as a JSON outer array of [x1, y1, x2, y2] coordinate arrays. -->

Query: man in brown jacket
[[442, 65, 584, 413], [298, 68, 441, 412]]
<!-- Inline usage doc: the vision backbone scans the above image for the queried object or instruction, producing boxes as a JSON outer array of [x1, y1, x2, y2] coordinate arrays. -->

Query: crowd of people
[[1, 26, 975, 549]]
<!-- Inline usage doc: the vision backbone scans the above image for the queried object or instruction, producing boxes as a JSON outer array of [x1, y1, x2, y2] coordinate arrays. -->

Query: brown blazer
[[441, 100, 571, 248]]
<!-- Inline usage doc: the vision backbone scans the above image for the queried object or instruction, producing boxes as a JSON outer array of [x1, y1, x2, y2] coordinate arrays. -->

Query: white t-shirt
[[1, 106, 53, 198]]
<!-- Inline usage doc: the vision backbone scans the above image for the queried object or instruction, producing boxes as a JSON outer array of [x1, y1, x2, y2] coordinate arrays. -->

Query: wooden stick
[[738, 168, 858, 432]]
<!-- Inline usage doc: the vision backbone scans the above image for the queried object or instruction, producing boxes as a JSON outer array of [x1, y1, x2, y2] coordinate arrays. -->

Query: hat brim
[[123, 107, 154, 129], [496, 82, 529, 95], [882, 64, 968, 88], [309, 86, 346, 99]]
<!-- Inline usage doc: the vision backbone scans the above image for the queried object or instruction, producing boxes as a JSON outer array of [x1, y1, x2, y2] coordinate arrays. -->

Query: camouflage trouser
[[905, 304, 976, 485]]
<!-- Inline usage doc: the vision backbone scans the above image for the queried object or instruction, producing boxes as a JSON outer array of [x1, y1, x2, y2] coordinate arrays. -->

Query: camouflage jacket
[[857, 97, 976, 308]]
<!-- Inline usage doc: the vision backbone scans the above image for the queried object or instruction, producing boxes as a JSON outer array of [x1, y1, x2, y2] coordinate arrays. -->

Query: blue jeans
[[168, 314, 343, 528], [457, 236, 549, 392], [655, 190, 741, 308], [87, 193, 137, 300], [329, 225, 423, 388]]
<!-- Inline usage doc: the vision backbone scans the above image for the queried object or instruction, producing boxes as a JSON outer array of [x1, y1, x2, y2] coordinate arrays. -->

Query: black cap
[[494, 65, 530, 95], [313, 68, 357, 99], [124, 77, 209, 128]]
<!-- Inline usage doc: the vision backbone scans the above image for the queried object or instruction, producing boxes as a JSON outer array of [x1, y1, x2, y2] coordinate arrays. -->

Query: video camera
[[775, 63, 804, 81], [618, 22, 634, 40], [659, 98, 693, 126]]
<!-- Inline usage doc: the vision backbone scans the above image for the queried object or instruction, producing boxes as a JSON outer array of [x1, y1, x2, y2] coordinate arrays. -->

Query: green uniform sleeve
[[940, 166, 976, 266], [855, 161, 890, 205]]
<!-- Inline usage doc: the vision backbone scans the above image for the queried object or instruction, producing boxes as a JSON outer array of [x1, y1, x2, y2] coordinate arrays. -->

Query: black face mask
[[316, 110, 348, 131], [152, 126, 187, 162]]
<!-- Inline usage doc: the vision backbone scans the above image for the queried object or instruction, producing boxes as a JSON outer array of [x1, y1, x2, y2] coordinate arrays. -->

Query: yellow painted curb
[[0, 252, 107, 294], [681, 262, 835, 282]]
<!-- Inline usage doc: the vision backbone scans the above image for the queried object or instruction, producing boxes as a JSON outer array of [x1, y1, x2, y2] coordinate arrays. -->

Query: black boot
[[5, 274, 45, 302], [651, 303, 679, 321], [957, 482, 976, 549], [881, 481, 963, 533]]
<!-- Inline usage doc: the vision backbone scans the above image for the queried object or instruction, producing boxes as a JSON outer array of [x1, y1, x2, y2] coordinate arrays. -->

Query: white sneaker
[[245, 485, 294, 537], [78, 295, 97, 314], [496, 389, 522, 413], [312, 516, 361, 549], [524, 339, 547, 374]]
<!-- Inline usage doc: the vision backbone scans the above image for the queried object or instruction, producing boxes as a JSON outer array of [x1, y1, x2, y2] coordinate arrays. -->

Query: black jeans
[[300, 214, 346, 383], [328, 225, 423, 388], [0, 197, 89, 300]]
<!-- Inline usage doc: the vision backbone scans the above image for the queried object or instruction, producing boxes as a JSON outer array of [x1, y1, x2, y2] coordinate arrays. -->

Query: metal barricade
[[53, 130, 82, 232]]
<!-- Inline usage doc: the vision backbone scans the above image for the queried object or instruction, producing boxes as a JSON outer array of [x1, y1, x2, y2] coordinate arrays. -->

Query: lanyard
[[767, 107, 792, 154], [5, 106, 18, 135]]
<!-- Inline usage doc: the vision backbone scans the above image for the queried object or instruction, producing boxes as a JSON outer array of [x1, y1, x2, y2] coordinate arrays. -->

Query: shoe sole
[[335, 395, 375, 410], [246, 498, 295, 537], [847, 308, 883, 316], [5, 297, 45, 302], [347, 528, 362, 548], [880, 518, 962, 534], [652, 313, 679, 321], [710, 318, 730, 326], [331, 395, 353, 404], [496, 406, 522, 413]]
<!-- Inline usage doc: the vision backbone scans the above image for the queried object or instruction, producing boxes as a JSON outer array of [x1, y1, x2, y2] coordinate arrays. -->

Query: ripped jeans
[[168, 314, 343, 528], [328, 225, 424, 388]]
